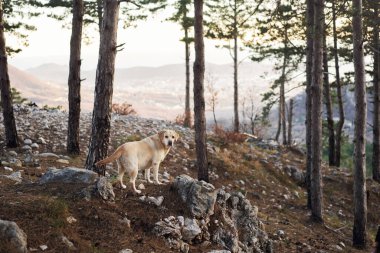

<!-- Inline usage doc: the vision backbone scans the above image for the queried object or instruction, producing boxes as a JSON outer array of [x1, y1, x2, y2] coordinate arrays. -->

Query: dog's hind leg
[[144, 168, 153, 183], [129, 168, 141, 194], [117, 160, 127, 189]]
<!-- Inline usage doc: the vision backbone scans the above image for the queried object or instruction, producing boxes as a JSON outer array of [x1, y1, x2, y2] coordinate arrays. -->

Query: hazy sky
[[8, 11, 239, 70]]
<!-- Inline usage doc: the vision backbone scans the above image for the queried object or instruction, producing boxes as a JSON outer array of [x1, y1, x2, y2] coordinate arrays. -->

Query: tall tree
[[305, 0, 314, 210], [310, 0, 324, 222], [205, 0, 262, 133], [287, 99, 293, 145], [85, 0, 119, 174], [0, 0, 18, 148], [67, 0, 84, 155], [332, 0, 345, 167], [193, 0, 208, 182], [168, 0, 193, 128], [372, 1, 380, 183], [352, 0, 367, 248], [323, 21, 335, 166]]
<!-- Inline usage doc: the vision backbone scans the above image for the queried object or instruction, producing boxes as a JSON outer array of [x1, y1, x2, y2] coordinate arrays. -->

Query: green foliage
[[3, 0, 45, 55], [46, 198, 69, 228], [167, 0, 194, 43], [10, 87, 28, 104]]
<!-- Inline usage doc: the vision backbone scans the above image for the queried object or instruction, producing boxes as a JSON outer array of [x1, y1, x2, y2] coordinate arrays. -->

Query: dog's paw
[[154, 181, 162, 185], [135, 189, 142, 194], [147, 180, 153, 184], [121, 184, 127, 189]]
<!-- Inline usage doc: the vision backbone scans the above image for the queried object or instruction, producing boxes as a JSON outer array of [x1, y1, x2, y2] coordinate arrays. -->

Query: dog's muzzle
[[168, 141, 173, 146]]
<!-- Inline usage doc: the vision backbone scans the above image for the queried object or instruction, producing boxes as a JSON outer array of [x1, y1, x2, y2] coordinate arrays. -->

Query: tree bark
[[233, 0, 239, 133], [193, 0, 208, 182], [372, 2, 380, 183], [352, 0, 367, 248], [67, 0, 84, 155], [333, 0, 344, 167], [275, 104, 281, 142], [280, 29, 288, 145], [85, 0, 119, 174], [305, 0, 314, 210], [288, 99, 293, 145], [310, 0, 324, 223], [323, 26, 336, 166], [97, 0, 103, 32], [183, 17, 191, 128], [0, 1, 18, 148], [375, 226, 380, 253]]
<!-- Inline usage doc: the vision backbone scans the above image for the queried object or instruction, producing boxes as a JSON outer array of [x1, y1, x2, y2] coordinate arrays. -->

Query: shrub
[[112, 102, 136, 116]]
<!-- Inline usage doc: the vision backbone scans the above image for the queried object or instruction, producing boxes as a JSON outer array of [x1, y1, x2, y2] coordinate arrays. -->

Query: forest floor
[[0, 106, 379, 253]]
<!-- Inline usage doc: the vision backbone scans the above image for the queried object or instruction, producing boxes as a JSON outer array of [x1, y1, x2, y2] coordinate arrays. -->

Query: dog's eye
[[165, 136, 168, 138]]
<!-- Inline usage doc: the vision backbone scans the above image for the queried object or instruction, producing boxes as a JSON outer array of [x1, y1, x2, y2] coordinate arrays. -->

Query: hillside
[[0, 105, 379, 252]]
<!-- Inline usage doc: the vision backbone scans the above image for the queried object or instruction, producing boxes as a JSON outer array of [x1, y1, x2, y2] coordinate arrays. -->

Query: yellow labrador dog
[[95, 130, 179, 193]]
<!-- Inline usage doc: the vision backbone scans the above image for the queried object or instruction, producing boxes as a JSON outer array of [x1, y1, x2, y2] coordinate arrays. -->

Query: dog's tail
[[95, 148, 122, 167]]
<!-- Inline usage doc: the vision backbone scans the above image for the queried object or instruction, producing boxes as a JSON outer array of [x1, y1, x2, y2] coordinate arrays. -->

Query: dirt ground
[[0, 119, 379, 253]]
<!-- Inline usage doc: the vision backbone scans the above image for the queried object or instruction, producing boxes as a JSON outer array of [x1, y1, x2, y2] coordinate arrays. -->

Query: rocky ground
[[0, 105, 379, 253]]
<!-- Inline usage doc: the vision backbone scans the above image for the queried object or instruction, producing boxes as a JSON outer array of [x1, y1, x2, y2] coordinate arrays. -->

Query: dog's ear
[[158, 130, 166, 141], [175, 132, 180, 141]]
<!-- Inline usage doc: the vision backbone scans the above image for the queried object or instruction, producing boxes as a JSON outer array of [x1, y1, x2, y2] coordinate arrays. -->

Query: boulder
[[173, 175, 217, 218], [96, 177, 115, 201], [1, 171, 22, 183], [39, 167, 98, 184], [182, 218, 202, 242], [212, 190, 272, 253], [283, 165, 305, 184], [0, 220, 27, 253]]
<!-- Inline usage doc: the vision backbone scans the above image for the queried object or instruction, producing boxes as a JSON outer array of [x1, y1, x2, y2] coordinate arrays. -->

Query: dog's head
[[158, 130, 179, 148]]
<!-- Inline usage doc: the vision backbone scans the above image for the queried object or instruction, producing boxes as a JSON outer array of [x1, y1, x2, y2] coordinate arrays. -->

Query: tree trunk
[[183, 19, 191, 128], [310, 0, 324, 223], [85, 0, 119, 174], [323, 26, 336, 166], [193, 0, 208, 182], [375, 226, 380, 253], [275, 103, 281, 142], [372, 3, 380, 183], [67, 0, 84, 155], [97, 0, 103, 32], [333, 0, 344, 167], [305, 0, 314, 210], [288, 99, 293, 145], [352, 0, 367, 248], [280, 31, 288, 145], [233, 0, 239, 133], [0, 1, 18, 148]]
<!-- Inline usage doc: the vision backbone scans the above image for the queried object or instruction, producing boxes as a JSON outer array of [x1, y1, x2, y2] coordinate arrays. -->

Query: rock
[[8, 151, 18, 157], [61, 236, 76, 250], [21, 145, 31, 151], [39, 245, 48, 251], [96, 177, 115, 201], [212, 190, 272, 253], [283, 165, 305, 184], [31, 143, 39, 149], [9, 158, 22, 167], [0, 220, 28, 253], [208, 251, 232, 253], [163, 171, 170, 179], [119, 249, 133, 253], [138, 183, 145, 190], [57, 159, 70, 164], [182, 218, 202, 242], [37, 137, 47, 144], [154, 219, 182, 239], [173, 175, 217, 218], [4, 167, 13, 172], [24, 139, 32, 145], [334, 245, 343, 251], [277, 230, 285, 237], [1, 171, 22, 183], [66, 216, 77, 224], [39, 167, 98, 184], [146, 196, 164, 207], [37, 153, 59, 159], [338, 241, 345, 248]]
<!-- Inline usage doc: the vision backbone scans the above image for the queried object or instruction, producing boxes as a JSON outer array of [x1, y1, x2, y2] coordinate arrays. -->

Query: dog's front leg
[[145, 168, 153, 183], [152, 162, 162, 185]]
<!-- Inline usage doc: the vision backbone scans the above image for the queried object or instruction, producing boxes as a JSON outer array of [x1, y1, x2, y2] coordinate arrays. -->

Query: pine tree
[[168, 0, 194, 128], [193, 0, 208, 182], [205, 0, 262, 133], [352, 0, 367, 247], [0, 0, 18, 148], [67, 0, 84, 155], [85, 0, 119, 174]]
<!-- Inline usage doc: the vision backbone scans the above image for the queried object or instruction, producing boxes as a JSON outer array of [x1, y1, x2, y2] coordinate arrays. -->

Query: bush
[[212, 125, 247, 143], [112, 102, 136, 116]]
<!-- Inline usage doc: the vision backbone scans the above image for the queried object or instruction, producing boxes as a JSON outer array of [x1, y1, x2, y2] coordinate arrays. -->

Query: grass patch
[[46, 198, 69, 228]]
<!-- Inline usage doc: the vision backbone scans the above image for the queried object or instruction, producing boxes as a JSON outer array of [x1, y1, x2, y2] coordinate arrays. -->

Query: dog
[[95, 130, 179, 193]]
